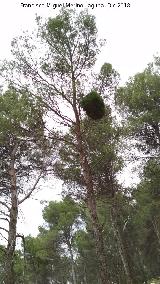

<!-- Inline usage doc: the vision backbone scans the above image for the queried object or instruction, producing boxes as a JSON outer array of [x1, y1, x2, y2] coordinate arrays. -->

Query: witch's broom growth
[[80, 91, 105, 120]]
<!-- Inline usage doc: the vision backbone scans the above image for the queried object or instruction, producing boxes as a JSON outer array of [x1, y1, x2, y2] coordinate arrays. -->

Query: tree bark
[[82, 155, 109, 284], [111, 204, 133, 284], [152, 217, 160, 247], [75, 119, 109, 283], [4, 143, 18, 284], [83, 264, 87, 284], [67, 240, 77, 284]]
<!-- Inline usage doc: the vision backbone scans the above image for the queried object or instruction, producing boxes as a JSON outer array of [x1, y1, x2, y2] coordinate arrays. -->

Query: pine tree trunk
[[71, 72, 110, 283], [83, 264, 87, 284], [4, 144, 18, 284], [75, 122, 109, 284], [67, 242, 77, 284], [152, 218, 160, 247], [111, 204, 133, 284], [87, 192, 109, 284]]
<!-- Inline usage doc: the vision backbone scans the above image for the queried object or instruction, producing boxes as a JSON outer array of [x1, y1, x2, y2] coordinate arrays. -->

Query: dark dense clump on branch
[[80, 91, 105, 120]]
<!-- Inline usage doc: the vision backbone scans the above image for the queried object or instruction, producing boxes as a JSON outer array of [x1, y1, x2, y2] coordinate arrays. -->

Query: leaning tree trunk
[[111, 203, 133, 284], [4, 144, 18, 284]]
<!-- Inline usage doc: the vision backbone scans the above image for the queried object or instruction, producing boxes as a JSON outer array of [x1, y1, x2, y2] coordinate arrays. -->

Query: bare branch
[[0, 232, 8, 242], [0, 218, 9, 223], [16, 233, 24, 239], [16, 233, 25, 245], [42, 98, 74, 127], [0, 227, 9, 234], [0, 201, 10, 211], [18, 171, 43, 205], [0, 211, 10, 218]]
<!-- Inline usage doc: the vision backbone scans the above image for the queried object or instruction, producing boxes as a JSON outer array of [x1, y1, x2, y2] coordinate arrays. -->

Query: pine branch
[[0, 201, 10, 211], [18, 171, 43, 205], [0, 227, 9, 234], [0, 218, 9, 223], [0, 232, 8, 242]]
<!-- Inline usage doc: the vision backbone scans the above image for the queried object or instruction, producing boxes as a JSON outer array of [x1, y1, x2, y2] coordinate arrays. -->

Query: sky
[[0, 0, 160, 241]]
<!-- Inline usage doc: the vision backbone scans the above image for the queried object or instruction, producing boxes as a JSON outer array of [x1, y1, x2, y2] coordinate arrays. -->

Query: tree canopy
[[0, 8, 160, 284]]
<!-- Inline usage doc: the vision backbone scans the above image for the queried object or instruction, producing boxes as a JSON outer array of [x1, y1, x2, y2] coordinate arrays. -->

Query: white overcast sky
[[0, 0, 160, 240]]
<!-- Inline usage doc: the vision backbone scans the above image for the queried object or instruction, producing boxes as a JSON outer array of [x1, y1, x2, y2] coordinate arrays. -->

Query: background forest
[[0, 8, 160, 284]]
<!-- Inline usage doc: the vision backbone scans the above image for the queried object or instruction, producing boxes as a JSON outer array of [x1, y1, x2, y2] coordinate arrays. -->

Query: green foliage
[[0, 87, 48, 197], [0, 87, 45, 142], [37, 198, 82, 283], [80, 90, 105, 119], [40, 9, 99, 76], [23, 236, 54, 284], [148, 278, 160, 284], [0, 248, 25, 284], [98, 63, 120, 93], [0, 246, 5, 280], [116, 69, 160, 121], [114, 57, 160, 282], [143, 159, 160, 197], [54, 114, 122, 198], [42, 197, 81, 234], [74, 230, 99, 284], [14, 251, 24, 284], [100, 63, 113, 76], [20, 235, 71, 284], [116, 58, 160, 152], [2, 7, 160, 284], [126, 158, 160, 281]]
